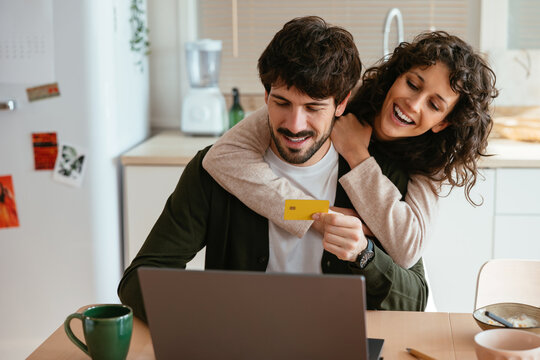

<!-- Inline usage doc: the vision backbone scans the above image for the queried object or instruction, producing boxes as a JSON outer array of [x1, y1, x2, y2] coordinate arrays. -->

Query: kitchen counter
[[484, 138, 540, 167], [121, 130, 540, 168], [121, 131, 218, 166]]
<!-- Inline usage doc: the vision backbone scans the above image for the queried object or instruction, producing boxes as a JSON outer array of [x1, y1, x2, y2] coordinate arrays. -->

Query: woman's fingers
[[331, 114, 373, 168]]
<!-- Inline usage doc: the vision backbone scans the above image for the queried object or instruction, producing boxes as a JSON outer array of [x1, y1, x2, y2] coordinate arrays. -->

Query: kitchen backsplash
[[224, 93, 266, 113], [487, 49, 540, 106]]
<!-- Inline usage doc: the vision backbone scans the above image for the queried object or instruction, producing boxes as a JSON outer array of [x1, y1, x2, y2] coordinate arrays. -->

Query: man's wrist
[[350, 236, 375, 269]]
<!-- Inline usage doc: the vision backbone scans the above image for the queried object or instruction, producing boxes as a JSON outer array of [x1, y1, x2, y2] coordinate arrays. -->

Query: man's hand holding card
[[284, 200, 369, 262]]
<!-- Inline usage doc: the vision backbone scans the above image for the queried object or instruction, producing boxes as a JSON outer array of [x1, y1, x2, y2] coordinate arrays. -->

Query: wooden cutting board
[[492, 106, 540, 142]]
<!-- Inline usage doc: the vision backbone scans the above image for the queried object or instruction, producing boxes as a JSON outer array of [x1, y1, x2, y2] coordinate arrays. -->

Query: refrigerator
[[0, 0, 149, 358]]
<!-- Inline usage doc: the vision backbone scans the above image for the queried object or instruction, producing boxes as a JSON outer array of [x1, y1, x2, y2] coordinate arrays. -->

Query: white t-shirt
[[263, 143, 338, 274]]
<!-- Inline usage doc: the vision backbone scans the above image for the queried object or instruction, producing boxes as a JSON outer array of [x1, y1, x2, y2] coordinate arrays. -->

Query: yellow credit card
[[284, 199, 329, 220]]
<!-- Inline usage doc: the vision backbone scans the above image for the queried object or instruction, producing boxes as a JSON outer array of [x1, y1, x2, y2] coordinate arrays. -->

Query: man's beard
[[268, 117, 334, 165]]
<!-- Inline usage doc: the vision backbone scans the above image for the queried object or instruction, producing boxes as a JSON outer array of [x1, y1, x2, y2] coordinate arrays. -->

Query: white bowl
[[474, 329, 540, 360]]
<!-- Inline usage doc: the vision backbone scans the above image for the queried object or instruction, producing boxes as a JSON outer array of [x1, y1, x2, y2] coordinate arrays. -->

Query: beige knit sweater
[[202, 106, 439, 268]]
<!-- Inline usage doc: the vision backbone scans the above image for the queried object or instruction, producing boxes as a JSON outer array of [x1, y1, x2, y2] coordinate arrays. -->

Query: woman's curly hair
[[347, 31, 498, 204]]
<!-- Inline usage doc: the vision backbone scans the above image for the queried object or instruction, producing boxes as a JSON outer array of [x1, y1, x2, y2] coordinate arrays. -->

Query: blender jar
[[185, 39, 223, 88]]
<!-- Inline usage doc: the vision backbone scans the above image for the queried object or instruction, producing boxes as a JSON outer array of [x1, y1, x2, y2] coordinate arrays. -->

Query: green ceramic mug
[[64, 304, 133, 360]]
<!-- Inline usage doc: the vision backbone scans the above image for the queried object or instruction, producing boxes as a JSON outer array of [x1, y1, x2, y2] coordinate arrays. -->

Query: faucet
[[383, 8, 404, 61]]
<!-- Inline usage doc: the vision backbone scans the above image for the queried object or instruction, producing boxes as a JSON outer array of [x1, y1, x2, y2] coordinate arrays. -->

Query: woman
[[202, 31, 498, 269]]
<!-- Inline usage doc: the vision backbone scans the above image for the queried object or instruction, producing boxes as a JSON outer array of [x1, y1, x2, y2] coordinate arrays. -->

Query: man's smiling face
[[265, 84, 348, 166]]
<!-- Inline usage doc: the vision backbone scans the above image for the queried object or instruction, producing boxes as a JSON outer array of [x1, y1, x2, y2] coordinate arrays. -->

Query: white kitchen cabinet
[[123, 164, 207, 270], [493, 169, 540, 259], [495, 169, 540, 214], [425, 168, 540, 313], [121, 132, 217, 270], [494, 215, 540, 259], [424, 170, 496, 313], [493, 168, 540, 260]]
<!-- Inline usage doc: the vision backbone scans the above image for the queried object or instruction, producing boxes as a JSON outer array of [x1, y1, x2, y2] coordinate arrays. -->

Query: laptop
[[138, 267, 384, 360]]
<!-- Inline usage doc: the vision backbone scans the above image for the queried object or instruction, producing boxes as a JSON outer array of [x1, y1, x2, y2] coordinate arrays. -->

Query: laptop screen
[[138, 268, 380, 360]]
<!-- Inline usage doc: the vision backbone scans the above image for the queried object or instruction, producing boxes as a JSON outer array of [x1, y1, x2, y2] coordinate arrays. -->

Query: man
[[118, 16, 428, 321]]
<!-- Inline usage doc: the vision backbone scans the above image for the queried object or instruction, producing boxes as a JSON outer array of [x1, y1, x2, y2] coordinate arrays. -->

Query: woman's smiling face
[[373, 61, 460, 141]]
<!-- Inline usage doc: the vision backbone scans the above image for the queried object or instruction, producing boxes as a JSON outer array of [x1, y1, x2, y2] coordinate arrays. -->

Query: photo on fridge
[[53, 143, 87, 187], [0, 175, 20, 229]]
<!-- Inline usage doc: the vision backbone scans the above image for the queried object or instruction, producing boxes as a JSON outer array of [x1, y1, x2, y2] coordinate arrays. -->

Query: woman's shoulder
[[369, 143, 409, 196]]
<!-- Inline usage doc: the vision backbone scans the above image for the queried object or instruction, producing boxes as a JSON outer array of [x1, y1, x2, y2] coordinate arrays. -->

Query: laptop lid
[[138, 268, 380, 360]]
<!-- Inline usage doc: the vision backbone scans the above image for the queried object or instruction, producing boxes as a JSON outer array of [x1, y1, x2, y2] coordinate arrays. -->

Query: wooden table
[[28, 308, 481, 360], [366, 311, 480, 359]]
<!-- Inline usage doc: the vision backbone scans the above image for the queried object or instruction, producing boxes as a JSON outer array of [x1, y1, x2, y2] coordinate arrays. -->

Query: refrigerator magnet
[[0, 175, 20, 229], [26, 82, 60, 102], [32, 132, 58, 170], [53, 143, 87, 187]]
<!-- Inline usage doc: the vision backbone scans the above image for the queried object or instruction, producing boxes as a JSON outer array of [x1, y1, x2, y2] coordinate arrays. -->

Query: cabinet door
[[123, 165, 206, 269], [424, 169, 495, 313], [496, 169, 540, 214], [494, 168, 540, 260], [494, 215, 540, 259]]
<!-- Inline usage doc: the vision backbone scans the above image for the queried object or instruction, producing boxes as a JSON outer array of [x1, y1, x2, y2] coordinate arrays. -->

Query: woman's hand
[[331, 113, 372, 169]]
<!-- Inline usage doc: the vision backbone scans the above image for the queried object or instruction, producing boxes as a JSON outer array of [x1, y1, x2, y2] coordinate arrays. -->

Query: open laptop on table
[[138, 267, 384, 360]]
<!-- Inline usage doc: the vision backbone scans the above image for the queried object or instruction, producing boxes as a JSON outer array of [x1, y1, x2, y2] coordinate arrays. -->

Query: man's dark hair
[[258, 16, 361, 105]]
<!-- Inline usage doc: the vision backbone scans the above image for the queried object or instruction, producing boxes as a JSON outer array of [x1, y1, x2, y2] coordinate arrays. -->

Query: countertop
[[121, 131, 217, 166], [121, 130, 540, 168]]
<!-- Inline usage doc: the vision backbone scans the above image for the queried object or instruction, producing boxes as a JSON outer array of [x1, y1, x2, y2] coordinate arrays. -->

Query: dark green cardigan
[[118, 145, 428, 321]]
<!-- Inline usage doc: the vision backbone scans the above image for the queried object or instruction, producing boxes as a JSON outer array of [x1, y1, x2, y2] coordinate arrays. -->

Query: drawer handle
[[0, 100, 16, 111]]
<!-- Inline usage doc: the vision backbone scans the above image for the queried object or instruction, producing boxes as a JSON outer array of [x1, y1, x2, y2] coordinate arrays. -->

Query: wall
[[147, 0, 180, 129], [148, 0, 481, 130], [480, 0, 540, 106]]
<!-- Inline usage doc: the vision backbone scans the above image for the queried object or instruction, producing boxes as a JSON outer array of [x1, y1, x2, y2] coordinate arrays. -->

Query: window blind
[[199, 0, 470, 94]]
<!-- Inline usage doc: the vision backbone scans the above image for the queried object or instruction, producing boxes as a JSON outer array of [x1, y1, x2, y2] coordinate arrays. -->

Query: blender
[[181, 39, 228, 136]]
